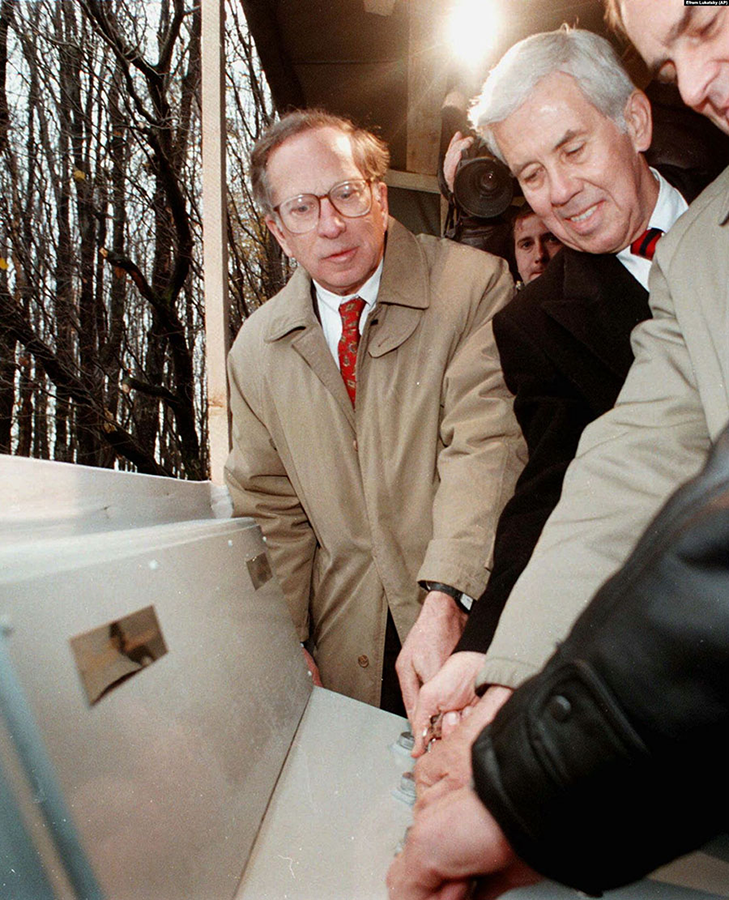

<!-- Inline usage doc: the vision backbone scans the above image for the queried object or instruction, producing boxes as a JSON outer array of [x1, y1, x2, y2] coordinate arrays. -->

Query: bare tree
[[0, 0, 15, 454], [225, 0, 291, 336], [0, 0, 286, 477]]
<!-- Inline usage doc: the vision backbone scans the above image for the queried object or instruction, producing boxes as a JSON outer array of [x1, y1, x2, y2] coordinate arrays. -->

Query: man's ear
[[374, 180, 389, 221], [624, 89, 653, 153], [265, 214, 294, 257]]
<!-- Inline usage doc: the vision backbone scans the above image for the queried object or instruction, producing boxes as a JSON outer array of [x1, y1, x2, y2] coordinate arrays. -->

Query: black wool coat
[[458, 248, 651, 652]]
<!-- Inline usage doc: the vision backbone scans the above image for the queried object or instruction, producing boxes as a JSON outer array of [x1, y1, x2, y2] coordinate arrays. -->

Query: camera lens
[[478, 169, 498, 192], [454, 156, 514, 218]]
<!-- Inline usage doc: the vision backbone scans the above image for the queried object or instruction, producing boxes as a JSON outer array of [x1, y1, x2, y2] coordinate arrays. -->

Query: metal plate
[[236, 687, 413, 900], [0, 516, 311, 900], [246, 552, 273, 591], [70, 605, 167, 705]]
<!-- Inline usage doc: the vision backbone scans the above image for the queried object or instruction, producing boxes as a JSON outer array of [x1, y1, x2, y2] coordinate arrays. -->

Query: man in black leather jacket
[[388, 422, 729, 898]]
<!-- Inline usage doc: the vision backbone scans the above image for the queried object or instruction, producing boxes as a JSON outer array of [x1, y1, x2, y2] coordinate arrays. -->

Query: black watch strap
[[420, 580, 460, 600], [419, 580, 472, 612]]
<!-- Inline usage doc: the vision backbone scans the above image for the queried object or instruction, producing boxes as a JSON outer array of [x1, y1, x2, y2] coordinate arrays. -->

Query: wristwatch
[[419, 580, 474, 613]]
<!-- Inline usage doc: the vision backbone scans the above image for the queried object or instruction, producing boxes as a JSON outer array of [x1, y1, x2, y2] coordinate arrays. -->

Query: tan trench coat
[[478, 164, 729, 692], [226, 218, 525, 706]]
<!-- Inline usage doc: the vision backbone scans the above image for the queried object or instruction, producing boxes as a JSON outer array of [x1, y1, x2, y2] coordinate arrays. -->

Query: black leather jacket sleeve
[[471, 425, 729, 896]]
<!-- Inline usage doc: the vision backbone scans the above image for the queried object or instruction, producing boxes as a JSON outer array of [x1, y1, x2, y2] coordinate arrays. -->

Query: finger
[[387, 855, 426, 900], [387, 843, 463, 900], [396, 658, 421, 724], [450, 135, 474, 156], [410, 697, 432, 758], [411, 724, 429, 759], [460, 702, 477, 721], [482, 685, 514, 720], [414, 752, 456, 803], [386, 855, 412, 900], [411, 689, 442, 757], [413, 775, 451, 813], [387, 857, 471, 900], [445, 131, 463, 157], [440, 709, 462, 739], [301, 647, 323, 686], [414, 741, 445, 790]]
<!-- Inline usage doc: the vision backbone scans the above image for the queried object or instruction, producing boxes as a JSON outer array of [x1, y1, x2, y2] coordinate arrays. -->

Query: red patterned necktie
[[338, 296, 366, 406], [630, 226, 664, 261]]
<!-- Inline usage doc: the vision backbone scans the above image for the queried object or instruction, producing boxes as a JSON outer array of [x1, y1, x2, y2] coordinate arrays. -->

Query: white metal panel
[[0, 454, 222, 540], [236, 687, 413, 899], [0, 516, 311, 900]]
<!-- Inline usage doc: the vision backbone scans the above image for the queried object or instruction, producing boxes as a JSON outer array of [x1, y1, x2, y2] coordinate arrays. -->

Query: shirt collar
[[646, 166, 689, 233], [615, 168, 688, 275], [313, 258, 384, 317]]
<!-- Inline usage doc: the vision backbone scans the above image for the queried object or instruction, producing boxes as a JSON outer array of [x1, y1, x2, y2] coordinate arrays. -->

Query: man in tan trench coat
[[224, 110, 525, 714]]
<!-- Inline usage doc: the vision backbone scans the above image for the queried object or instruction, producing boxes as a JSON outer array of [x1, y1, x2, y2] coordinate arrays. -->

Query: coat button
[[353, 439, 358, 452], [547, 695, 572, 722], [357, 654, 369, 668]]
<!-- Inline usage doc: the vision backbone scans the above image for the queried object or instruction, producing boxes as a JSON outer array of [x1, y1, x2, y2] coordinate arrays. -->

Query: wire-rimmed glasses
[[273, 179, 374, 233]]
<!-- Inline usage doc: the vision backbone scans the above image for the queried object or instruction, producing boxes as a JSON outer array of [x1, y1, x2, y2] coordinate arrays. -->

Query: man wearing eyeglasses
[[224, 110, 525, 716]]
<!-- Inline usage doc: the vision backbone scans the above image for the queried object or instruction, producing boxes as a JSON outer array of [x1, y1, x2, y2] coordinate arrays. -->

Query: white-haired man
[[388, 6, 729, 898], [410, 27, 694, 757]]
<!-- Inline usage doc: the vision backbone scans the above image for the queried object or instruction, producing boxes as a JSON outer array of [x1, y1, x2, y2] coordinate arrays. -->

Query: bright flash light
[[446, 0, 502, 69]]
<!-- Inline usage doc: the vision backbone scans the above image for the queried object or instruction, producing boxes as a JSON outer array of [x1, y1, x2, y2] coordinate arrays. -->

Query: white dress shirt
[[616, 168, 688, 289], [313, 259, 383, 369]]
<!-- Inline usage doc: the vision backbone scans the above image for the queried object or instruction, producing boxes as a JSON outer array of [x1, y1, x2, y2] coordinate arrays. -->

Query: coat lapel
[[367, 219, 428, 358], [541, 249, 650, 379], [263, 267, 355, 426], [291, 327, 356, 427], [259, 219, 430, 423]]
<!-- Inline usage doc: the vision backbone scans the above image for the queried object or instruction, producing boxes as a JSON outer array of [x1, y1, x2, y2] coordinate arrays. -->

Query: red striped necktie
[[630, 227, 664, 261], [338, 296, 366, 406]]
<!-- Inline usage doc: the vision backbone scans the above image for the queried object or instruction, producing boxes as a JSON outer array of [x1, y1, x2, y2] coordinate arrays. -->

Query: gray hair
[[470, 27, 636, 162], [250, 109, 390, 215]]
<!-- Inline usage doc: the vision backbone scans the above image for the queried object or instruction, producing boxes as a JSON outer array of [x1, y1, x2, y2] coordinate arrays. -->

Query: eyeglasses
[[273, 179, 373, 234]]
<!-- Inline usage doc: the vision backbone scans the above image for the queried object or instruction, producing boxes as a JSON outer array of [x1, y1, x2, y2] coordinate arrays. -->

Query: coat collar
[[377, 217, 430, 310], [263, 265, 320, 343], [538, 248, 650, 379], [262, 217, 428, 344], [718, 163, 729, 226], [259, 218, 430, 428]]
